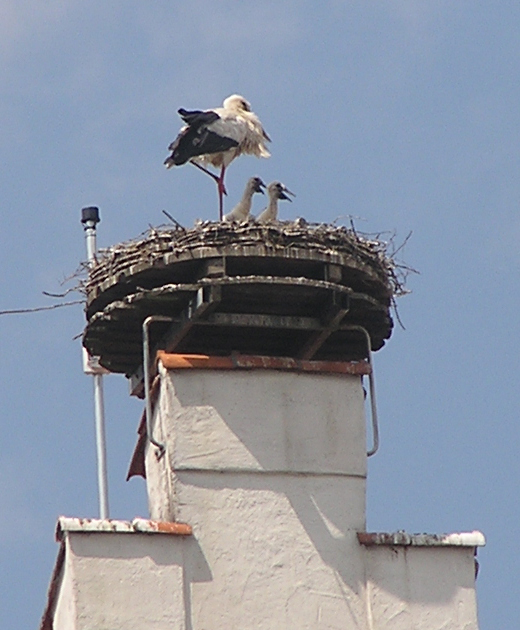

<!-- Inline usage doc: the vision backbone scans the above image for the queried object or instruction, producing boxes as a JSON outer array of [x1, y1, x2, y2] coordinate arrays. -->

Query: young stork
[[223, 176, 266, 222], [255, 181, 295, 223], [164, 95, 271, 220]]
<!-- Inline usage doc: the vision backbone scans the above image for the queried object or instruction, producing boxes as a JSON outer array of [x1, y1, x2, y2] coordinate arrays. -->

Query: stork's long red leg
[[190, 161, 220, 184], [190, 161, 228, 220], [217, 165, 227, 220]]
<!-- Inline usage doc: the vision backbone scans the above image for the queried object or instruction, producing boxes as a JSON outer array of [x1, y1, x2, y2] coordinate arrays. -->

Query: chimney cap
[[81, 206, 100, 224]]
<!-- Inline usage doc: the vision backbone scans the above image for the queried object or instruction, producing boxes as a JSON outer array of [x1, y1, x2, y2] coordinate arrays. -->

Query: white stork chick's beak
[[223, 177, 266, 223], [276, 183, 295, 202], [164, 95, 271, 220], [255, 181, 295, 224]]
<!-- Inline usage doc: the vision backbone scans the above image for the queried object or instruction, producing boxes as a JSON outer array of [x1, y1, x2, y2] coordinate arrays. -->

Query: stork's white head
[[223, 94, 252, 112], [246, 176, 266, 195], [268, 181, 296, 202]]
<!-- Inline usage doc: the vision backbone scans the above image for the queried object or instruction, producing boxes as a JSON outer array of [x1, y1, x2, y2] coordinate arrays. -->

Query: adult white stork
[[223, 176, 266, 222], [164, 95, 271, 220], [255, 181, 295, 223]]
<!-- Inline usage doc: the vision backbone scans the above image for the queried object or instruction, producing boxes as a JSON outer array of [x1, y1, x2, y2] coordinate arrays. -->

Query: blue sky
[[1, 2, 519, 628]]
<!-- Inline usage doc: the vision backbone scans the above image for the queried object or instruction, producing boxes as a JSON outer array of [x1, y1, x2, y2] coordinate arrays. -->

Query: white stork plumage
[[255, 181, 295, 223], [164, 95, 271, 219], [223, 176, 266, 223]]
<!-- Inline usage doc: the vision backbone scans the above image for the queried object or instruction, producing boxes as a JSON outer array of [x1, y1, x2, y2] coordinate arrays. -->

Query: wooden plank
[[203, 313, 321, 330], [163, 285, 222, 353], [298, 292, 351, 360]]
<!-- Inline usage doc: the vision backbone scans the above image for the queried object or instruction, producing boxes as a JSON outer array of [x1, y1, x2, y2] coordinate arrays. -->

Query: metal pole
[[92, 373, 109, 517], [81, 206, 109, 519]]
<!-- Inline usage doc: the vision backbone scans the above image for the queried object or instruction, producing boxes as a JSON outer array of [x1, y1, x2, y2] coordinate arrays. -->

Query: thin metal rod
[[84, 226, 97, 261], [93, 374, 109, 518], [343, 325, 380, 457], [143, 315, 173, 456], [81, 207, 109, 519]]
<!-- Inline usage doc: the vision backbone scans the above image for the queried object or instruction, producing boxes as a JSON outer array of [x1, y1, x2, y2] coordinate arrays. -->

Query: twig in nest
[[391, 296, 406, 330], [391, 230, 413, 258], [42, 287, 78, 299], [162, 210, 186, 231], [57, 267, 86, 286], [349, 217, 358, 238]]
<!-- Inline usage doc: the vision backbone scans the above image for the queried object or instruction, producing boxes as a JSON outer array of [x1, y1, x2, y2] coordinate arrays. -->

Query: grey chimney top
[[81, 206, 100, 225]]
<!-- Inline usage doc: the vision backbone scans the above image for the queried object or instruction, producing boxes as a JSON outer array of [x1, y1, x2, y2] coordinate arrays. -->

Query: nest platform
[[83, 222, 398, 376]]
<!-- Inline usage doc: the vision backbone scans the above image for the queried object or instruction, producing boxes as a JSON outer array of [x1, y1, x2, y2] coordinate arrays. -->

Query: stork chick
[[256, 181, 295, 223], [164, 95, 271, 220], [224, 177, 266, 222]]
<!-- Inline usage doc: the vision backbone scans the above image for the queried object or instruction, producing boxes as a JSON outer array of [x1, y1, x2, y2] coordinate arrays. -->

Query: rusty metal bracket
[[342, 325, 379, 457], [142, 287, 221, 452], [131, 285, 222, 398], [143, 315, 174, 458]]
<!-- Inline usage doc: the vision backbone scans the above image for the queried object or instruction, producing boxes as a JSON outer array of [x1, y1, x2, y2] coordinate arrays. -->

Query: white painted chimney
[[41, 222, 485, 629]]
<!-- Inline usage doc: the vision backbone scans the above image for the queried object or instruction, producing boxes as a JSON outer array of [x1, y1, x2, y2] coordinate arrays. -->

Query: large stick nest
[[86, 220, 408, 307], [81, 221, 411, 374]]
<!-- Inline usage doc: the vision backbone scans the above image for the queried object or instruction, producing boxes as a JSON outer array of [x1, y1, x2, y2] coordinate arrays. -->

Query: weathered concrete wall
[[48, 527, 481, 630], [176, 475, 368, 628], [163, 366, 366, 473], [53, 550, 75, 630], [363, 546, 480, 629], [146, 365, 367, 518], [53, 532, 187, 630], [44, 362, 482, 630], [140, 364, 482, 630], [144, 366, 365, 628]]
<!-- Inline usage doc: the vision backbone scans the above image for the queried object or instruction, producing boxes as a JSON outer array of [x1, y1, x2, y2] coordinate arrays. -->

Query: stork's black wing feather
[[189, 130, 239, 156], [177, 108, 220, 127], [165, 106, 239, 166], [165, 127, 239, 166]]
